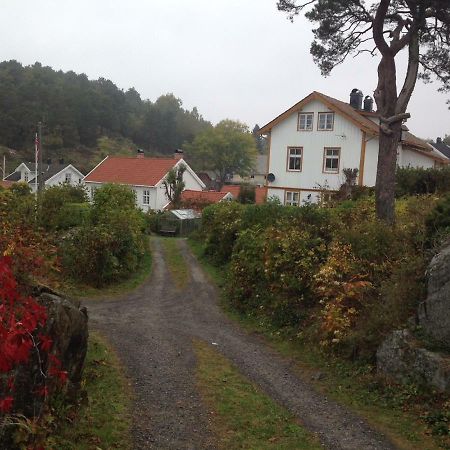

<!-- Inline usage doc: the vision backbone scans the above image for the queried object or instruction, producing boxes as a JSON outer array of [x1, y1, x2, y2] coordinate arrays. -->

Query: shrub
[[426, 194, 450, 238], [201, 202, 244, 263], [238, 184, 256, 204], [39, 184, 88, 231], [228, 225, 326, 327], [61, 184, 145, 286], [314, 242, 374, 348], [396, 166, 450, 197]]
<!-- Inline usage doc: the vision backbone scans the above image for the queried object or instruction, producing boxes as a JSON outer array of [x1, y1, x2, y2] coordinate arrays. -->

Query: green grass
[[188, 239, 449, 450], [187, 238, 227, 288], [160, 237, 190, 289], [47, 332, 132, 450], [65, 242, 152, 300], [194, 339, 322, 450]]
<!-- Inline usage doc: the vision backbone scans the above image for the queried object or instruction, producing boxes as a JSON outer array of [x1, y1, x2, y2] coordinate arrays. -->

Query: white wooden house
[[260, 90, 449, 205], [83, 152, 206, 211], [4, 160, 84, 192]]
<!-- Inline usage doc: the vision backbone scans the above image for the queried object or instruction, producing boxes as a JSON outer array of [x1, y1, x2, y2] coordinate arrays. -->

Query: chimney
[[137, 148, 145, 159], [59, 158, 64, 165], [350, 88, 363, 110], [437, 137, 442, 144], [363, 96, 374, 112], [174, 149, 184, 160]]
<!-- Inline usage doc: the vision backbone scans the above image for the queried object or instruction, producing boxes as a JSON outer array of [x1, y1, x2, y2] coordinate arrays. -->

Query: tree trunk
[[374, 54, 399, 224], [375, 122, 402, 224]]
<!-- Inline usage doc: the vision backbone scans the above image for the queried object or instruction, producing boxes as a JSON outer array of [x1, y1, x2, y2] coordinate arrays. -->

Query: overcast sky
[[1, 0, 448, 139]]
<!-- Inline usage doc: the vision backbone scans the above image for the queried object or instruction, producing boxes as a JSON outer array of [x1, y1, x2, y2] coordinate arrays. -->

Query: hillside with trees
[[0, 60, 212, 173]]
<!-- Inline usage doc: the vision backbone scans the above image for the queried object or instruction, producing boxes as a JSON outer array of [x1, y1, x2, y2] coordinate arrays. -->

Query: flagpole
[[34, 132, 38, 198]]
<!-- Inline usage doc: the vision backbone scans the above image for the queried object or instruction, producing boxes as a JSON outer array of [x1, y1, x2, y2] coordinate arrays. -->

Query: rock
[[377, 330, 450, 392], [12, 286, 88, 416], [418, 244, 450, 349]]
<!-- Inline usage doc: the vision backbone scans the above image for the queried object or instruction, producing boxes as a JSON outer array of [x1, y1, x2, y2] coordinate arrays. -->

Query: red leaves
[[0, 256, 65, 416], [0, 396, 13, 413]]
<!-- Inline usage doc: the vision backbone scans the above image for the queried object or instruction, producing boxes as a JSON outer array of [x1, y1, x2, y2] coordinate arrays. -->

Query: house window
[[24, 172, 29, 182], [318, 112, 334, 131], [65, 173, 72, 183], [298, 112, 314, 131], [285, 191, 300, 206], [323, 148, 340, 173], [287, 147, 303, 171], [143, 189, 150, 205]]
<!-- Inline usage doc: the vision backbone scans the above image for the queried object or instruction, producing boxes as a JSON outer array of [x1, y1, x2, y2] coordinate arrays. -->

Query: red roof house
[[83, 155, 205, 211]]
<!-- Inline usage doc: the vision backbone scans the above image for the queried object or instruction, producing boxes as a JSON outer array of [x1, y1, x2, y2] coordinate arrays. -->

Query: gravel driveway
[[86, 238, 398, 450]]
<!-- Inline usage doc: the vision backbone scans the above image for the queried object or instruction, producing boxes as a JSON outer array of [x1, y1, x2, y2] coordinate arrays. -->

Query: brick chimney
[[174, 149, 184, 160], [137, 149, 145, 159]]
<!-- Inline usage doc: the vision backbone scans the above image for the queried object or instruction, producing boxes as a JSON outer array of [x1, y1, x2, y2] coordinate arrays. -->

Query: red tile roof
[[181, 190, 229, 203], [221, 185, 267, 204], [84, 156, 179, 186]]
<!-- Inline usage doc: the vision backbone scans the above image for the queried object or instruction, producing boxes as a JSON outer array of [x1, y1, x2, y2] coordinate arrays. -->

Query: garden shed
[[158, 209, 201, 236]]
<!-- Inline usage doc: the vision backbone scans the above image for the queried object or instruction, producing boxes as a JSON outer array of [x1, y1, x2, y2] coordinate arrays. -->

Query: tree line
[[0, 60, 211, 155]]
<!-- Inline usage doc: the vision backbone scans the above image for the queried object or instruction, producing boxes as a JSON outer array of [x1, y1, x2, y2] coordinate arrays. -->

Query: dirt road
[[87, 238, 397, 450]]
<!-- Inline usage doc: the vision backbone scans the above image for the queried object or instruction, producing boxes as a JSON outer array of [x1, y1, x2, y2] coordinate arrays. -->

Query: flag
[[35, 133, 40, 160], [34, 133, 39, 194]]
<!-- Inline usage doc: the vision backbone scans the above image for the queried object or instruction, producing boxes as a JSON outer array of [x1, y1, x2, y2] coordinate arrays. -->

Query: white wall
[[30, 166, 84, 193], [266, 99, 441, 202], [268, 99, 364, 205], [400, 148, 436, 169]]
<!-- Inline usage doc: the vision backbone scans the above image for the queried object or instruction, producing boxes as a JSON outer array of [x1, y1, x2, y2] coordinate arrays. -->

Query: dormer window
[[318, 112, 334, 131], [297, 112, 314, 131], [24, 172, 29, 182]]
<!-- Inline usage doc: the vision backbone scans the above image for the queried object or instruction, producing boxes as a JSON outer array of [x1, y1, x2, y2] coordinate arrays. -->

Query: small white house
[[260, 90, 449, 205], [4, 160, 85, 192], [83, 152, 206, 211]]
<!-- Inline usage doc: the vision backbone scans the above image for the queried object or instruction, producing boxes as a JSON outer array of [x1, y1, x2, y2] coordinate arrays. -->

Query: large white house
[[83, 152, 206, 211], [4, 160, 85, 192], [260, 90, 449, 205]]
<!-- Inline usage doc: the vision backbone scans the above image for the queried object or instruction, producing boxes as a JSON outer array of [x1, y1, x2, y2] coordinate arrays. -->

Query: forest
[[0, 60, 213, 171]]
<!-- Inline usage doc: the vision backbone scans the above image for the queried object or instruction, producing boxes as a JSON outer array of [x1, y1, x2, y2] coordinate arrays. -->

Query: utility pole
[[38, 121, 44, 192]]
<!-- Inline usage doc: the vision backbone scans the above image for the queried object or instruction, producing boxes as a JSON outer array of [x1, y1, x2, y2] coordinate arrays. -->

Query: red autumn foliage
[[0, 256, 65, 415]]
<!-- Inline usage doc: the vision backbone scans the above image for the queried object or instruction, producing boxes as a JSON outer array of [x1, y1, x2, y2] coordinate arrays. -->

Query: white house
[[230, 154, 268, 187], [4, 160, 85, 192], [260, 90, 449, 205], [83, 152, 206, 211]]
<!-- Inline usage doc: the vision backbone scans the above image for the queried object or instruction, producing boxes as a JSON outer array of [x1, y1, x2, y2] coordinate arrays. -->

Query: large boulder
[[418, 244, 450, 348], [12, 286, 89, 416], [377, 330, 450, 392]]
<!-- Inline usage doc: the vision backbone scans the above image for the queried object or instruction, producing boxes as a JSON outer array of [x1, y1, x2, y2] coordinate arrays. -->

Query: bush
[[38, 184, 88, 231], [228, 224, 326, 327], [61, 184, 145, 286], [426, 194, 450, 238], [201, 202, 244, 263], [396, 166, 450, 197]]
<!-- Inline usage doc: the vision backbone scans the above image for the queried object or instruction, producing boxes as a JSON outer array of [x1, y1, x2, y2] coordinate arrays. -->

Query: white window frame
[[143, 189, 150, 205], [24, 172, 29, 182], [297, 112, 314, 131], [285, 191, 300, 206], [318, 112, 334, 131], [287, 147, 303, 172], [323, 148, 340, 173], [65, 172, 72, 183]]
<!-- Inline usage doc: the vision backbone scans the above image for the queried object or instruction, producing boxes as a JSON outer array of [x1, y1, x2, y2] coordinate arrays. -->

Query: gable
[[260, 91, 379, 136]]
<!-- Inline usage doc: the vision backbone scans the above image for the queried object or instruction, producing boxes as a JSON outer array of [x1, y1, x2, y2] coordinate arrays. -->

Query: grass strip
[[47, 331, 132, 449], [188, 238, 447, 450], [194, 339, 322, 450], [160, 237, 190, 289]]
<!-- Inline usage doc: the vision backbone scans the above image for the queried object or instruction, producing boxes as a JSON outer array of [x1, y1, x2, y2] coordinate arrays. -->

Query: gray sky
[[1, 0, 448, 139]]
